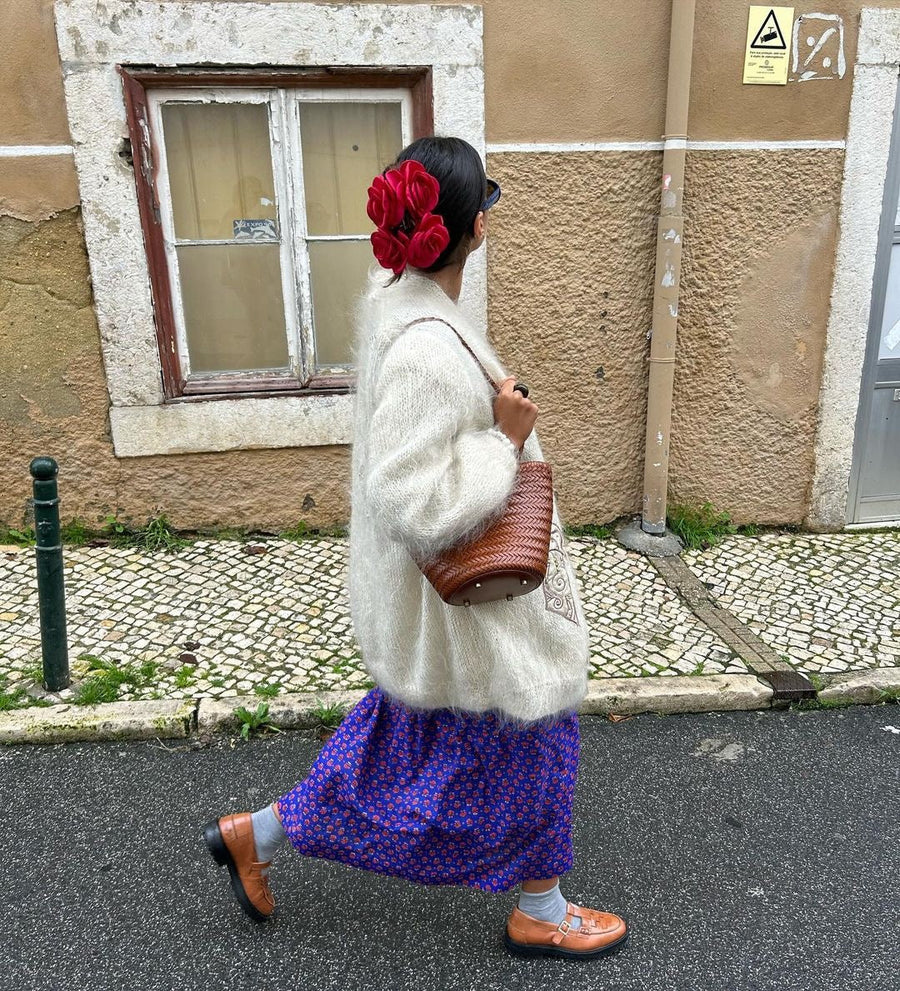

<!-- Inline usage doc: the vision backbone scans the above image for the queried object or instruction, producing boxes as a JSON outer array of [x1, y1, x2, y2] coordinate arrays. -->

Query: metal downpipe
[[641, 0, 696, 535]]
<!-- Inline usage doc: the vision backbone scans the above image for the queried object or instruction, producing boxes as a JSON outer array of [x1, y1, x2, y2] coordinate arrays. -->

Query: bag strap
[[402, 317, 500, 394]]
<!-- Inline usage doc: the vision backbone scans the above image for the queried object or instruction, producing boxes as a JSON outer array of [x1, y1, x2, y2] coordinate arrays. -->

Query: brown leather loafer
[[505, 901, 629, 960], [202, 812, 275, 923]]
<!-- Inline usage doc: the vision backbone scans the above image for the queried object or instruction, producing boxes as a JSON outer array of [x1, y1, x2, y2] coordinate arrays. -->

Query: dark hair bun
[[390, 136, 486, 275]]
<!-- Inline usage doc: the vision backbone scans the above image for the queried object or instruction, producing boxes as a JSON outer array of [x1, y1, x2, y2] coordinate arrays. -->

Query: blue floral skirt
[[275, 686, 580, 892]]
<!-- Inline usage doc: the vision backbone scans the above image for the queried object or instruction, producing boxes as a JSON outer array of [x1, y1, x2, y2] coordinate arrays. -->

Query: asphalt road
[[1, 704, 898, 991]]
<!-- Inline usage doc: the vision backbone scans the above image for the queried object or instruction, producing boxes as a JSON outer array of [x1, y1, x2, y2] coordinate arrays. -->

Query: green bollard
[[29, 457, 70, 692]]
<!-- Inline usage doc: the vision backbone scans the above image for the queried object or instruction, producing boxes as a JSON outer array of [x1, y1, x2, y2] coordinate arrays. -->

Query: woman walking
[[203, 136, 628, 961]]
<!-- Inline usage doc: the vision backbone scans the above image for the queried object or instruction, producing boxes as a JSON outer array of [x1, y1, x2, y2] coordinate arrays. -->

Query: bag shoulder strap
[[402, 316, 500, 394]]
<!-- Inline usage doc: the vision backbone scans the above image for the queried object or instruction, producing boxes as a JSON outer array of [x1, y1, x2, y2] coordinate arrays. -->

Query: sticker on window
[[233, 219, 278, 241]]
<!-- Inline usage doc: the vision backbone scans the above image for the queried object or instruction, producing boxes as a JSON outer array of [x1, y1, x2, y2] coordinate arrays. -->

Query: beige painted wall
[[0, 212, 352, 530], [0, 1, 886, 527]]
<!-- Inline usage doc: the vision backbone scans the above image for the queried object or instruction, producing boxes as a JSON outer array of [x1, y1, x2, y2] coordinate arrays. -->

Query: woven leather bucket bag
[[402, 318, 554, 607]]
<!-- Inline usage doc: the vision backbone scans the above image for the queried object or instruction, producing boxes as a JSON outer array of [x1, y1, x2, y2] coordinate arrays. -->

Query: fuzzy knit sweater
[[347, 263, 590, 725]]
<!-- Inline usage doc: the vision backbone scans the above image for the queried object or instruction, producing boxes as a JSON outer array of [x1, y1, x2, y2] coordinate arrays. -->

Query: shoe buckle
[[557, 920, 571, 936], [551, 919, 571, 945]]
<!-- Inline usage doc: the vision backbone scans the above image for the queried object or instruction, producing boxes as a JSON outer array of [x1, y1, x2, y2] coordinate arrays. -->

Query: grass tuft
[[565, 523, 613, 540], [234, 701, 281, 741], [667, 500, 737, 551], [0, 525, 35, 546], [311, 699, 348, 729], [254, 682, 282, 698]]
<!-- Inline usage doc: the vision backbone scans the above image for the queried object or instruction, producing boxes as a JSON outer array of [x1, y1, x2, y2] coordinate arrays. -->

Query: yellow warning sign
[[743, 6, 794, 85]]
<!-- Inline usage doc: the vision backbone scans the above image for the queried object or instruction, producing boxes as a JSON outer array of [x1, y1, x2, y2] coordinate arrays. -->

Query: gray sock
[[517, 881, 582, 929], [251, 802, 287, 867]]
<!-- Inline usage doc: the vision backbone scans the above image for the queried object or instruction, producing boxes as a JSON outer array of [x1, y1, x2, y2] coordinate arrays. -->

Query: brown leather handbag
[[403, 317, 555, 607]]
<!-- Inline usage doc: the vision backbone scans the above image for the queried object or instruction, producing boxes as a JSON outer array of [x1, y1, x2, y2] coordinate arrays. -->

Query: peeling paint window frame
[[120, 67, 431, 403]]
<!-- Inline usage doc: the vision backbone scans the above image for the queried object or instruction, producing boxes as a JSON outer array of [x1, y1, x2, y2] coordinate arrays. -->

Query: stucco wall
[[673, 150, 845, 523], [0, 1, 892, 528], [0, 213, 351, 530]]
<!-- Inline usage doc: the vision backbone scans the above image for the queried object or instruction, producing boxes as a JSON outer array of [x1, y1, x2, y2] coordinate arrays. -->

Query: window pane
[[308, 240, 374, 366], [300, 102, 403, 235], [177, 245, 289, 373], [163, 102, 278, 241]]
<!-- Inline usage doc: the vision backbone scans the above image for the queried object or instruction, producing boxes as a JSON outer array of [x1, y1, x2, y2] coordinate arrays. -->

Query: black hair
[[383, 136, 487, 285]]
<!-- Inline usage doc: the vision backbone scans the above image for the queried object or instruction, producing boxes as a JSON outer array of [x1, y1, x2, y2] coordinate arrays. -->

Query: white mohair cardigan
[[347, 263, 590, 725]]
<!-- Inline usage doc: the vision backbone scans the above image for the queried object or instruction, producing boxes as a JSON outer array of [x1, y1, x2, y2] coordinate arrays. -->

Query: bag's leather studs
[[474, 582, 482, 588], [520, 578, 528, 585], [506, 594, 514, 601]]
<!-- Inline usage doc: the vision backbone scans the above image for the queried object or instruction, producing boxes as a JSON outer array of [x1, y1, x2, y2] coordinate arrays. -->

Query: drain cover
[[758, 670, 817, 700]]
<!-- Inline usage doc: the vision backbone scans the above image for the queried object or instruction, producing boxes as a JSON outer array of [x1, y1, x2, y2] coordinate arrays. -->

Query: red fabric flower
[[398, 159, 440, 219], [407, 212, 451, 269], [367, 160, 450, 275], [371, 227, 409, 275], [366, 171, 406, 230]]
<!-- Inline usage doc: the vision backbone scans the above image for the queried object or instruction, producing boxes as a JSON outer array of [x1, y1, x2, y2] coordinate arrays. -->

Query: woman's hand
[[493, 376, 538, 451]]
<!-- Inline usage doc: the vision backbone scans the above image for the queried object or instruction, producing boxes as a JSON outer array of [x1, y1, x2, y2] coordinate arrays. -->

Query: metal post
[[29, 457, 70, 691]]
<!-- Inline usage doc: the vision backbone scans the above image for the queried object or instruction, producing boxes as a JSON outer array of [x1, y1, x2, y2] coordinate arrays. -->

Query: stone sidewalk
[[1, 527, 898, 710]]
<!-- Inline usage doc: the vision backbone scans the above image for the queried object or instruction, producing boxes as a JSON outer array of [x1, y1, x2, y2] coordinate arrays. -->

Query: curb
[[0, 699, 196, 745], [196, 689, 367, 734], [581, 673, 773, 715], [1, 670, 897, 745], [815, 668, 900, 705]]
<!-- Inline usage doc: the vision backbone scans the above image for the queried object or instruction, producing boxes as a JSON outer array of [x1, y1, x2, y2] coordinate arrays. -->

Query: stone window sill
[[109, 393, 353, 457]]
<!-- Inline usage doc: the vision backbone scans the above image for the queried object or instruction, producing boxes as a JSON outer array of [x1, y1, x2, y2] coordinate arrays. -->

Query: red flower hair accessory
[[367, 159, 450, 275]]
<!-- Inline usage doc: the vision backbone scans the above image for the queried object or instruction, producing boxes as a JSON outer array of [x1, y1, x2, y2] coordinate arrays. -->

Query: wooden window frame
[[119, 65, 434, 403]]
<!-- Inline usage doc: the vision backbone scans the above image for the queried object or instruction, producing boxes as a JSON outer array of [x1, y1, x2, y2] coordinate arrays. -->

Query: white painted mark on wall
[[663, 228, 681, 243], [669, 303, 678, 318], [882, 725, 900, 735], [791, 13, 845, 81], [663, 173, 672, 189], [661, 264, 676, 288]]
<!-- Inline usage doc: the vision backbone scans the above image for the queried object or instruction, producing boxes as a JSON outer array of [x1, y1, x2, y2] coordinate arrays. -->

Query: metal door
[[848, 78, 900, 524]]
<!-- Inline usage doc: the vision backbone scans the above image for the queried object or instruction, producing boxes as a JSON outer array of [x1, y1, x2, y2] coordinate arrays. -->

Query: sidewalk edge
[[2, 671, 897, 745], [0, 699, 196, 745]]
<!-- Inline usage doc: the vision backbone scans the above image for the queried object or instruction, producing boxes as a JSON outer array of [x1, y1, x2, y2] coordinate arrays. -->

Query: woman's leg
[[517, 876, 582, 927], [250, 801, 288, 865], [520, 876, 559, 893]]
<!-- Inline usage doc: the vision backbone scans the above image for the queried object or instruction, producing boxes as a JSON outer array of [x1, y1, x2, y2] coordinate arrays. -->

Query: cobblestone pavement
[[1, 529, 895, 706], [683, 531, 900, 676]]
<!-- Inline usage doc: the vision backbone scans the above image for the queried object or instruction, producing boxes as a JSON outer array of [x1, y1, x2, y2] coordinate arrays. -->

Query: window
[[56, 0, 484, 457], [123, 69, 431, 399]]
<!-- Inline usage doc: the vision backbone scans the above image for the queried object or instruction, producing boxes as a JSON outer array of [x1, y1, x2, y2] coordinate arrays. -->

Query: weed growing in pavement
[[311, 699, 348, 730], [0, 682, 27, 710], [565, 523, 613, 540], [59, 518, 90, 546], [254, 682, 282, 698], [279, 520, 349, 542], [790, 696, 854, 712], [72, 655, 152, 705], [874, 686, 900, 703], [0, 525, 35, 546], [736, 523, 761, 536], [667, 500, 737, 551], [174, 665, 196, 689], [234, 701, 282, 741]]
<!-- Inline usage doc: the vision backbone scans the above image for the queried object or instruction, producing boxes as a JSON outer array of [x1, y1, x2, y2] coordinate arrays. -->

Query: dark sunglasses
[[481, 178, 501, 212]]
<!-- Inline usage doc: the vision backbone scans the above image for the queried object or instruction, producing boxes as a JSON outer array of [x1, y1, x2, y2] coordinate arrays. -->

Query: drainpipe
[[641, 0, 696, 535]]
